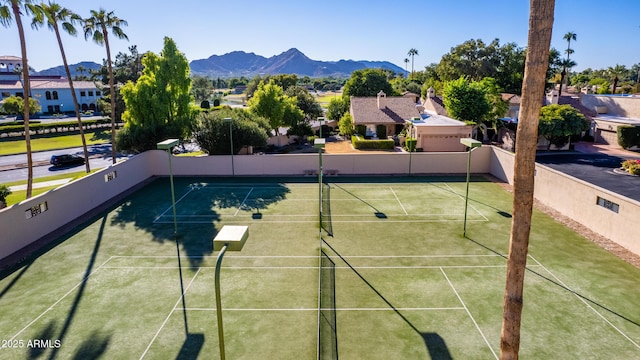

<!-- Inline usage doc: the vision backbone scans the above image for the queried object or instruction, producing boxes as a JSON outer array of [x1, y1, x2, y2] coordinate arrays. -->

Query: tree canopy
[[193, 108, 269, 155], [117, 37, 194, 152], [342, 68, 394, 98], [538, 104, 589, 149], [0, 95, 40, 115], [442, 77, 491, 123]]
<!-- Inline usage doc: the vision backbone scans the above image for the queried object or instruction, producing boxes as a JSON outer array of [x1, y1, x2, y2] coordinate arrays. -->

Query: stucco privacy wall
[[489, 147, 640, 255], [581, 94, 640, 118], [0, 153, 155, 260]]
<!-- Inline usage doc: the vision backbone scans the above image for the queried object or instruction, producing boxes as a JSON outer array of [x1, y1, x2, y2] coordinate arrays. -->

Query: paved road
[[0, 144, 130, 183], [536, 153, 640, 202]]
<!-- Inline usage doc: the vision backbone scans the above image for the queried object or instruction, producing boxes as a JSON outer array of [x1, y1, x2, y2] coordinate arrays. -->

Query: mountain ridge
[[35, 48, 406, 78]]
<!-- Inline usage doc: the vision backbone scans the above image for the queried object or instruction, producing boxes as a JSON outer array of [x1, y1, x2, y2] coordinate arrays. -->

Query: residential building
[[0, 55, 102, 115]]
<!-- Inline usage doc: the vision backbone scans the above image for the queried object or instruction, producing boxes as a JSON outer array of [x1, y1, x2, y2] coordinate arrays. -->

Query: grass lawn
[[1, 176, 639, 359], [315, 91, 341, 105], [3, 170, 98, 206], [0, 129, 110, 156]]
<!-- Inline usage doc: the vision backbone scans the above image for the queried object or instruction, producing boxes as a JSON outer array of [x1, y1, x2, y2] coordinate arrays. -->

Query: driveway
[[536, 143, 640, 202]]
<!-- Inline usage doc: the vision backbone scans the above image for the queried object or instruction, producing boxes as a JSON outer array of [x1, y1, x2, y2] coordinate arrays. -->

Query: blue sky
[[2, 0, 639, 73]]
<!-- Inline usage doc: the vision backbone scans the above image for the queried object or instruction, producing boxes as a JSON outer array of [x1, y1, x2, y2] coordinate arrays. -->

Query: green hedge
[[617, 125, 640, 149], [405, 137, 417, 152], [0, 118, 111, 136], [352, 135, 395, 150]]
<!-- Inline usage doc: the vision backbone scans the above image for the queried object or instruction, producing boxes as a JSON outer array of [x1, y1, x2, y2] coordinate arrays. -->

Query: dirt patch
[[488, 175, 640, 269]]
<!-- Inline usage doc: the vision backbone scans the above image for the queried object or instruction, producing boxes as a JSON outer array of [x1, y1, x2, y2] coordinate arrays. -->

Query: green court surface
[[1, 176, 639, 359]]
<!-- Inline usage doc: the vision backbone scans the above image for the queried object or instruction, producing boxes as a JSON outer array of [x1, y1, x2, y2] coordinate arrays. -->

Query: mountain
[[189, 48, 406, 78], [35, 61, 102, 78]]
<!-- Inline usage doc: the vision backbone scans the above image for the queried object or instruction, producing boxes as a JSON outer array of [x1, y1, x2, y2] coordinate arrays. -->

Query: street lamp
[[223, 118, 234, 176], [213, 225, 249, 360], [157, 138, 180, 235], [314, 138, 325, 231], [460, 138, 482, 236]]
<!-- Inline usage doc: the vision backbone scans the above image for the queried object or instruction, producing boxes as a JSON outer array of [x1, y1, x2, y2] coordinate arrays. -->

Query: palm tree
[[557, 58, 576, 97], [500, 0, 555, 359], [404, 58, 409, 77], [83, 8, 128, 164], [407, 48, 418, 79], [32, 1, 90, 173], [559, 31, 577, 96], [608, 64, 627, 94], [1, 0, 35, 198], [75, 64, 86, 80]]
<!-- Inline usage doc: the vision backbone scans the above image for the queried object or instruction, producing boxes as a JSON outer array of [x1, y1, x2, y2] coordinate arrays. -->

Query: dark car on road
[[50, 154, 85, 168]]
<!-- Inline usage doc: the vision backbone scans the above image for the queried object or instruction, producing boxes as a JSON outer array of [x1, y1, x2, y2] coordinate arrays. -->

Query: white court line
[[529, 255, 640, 350], [153, 187, 194, 223], [100, 265, 541, 270], [234, 187, 254, 216], [110, 254, 504, 259], [139, 268, 202, 360], [176, 307, 465, 311], [389, 187, 408, 215], [9, 256, 114, 342], [444, 183, 489, 222], [154, 219, 490, 224], [441, 267, 498, 359]]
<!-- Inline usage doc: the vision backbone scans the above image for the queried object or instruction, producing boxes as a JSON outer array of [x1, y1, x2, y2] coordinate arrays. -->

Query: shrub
[[621, 159, 640, 175], [617, 125, 640, 149], [0, 184, 11, 203], [405, 138, 417, 152], [351, 135, 394, 150]]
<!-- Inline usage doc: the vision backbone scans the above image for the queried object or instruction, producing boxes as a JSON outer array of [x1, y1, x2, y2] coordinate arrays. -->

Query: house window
[[1, 92, 9, 98], [45, 91, 52, 100], [88, 91, 94, 96], [16, 92, 23, 98], [89, 103, 96, 111], [96, 91, 101, 96], [47, 105, 54, 113], [52, 91, 59, 100], [80, 91, 86, 96], [81, 103, 88, 111]]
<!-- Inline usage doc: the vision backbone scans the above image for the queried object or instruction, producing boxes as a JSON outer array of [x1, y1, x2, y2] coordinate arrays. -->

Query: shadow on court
[[176, 333, 205, 360], [322, 238, 454, 359], [464, 235, 640, 330], [109, 178, 290, 268]]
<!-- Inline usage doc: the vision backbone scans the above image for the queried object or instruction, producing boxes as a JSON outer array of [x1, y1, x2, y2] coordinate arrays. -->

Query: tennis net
[[318, 248, 338, 360], [321, 181, 333, 236]]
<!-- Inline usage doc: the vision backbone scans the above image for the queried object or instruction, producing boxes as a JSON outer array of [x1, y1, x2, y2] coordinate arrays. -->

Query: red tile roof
[[350, 96, 420, 125]]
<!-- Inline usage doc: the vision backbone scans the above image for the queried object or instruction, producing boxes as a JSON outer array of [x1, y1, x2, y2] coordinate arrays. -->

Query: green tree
[[83, 8, 128, 163], [1, 95, 40, 115], [342, 68, 394, 98], [538, 104, 589, 149], [608, 64, 628, 94], [437, 39, 501, 82], [247, 81, 287, 136], [477, 77, 508, 123], [338, 112, 354, 136], [193, 108, 269, 155], [442, 77, 491, 123], [407, 48, 418, 79], [404, 58, 409, 75], [32, 2, 91, 173], [284, 86, 322, 120], [117, 37, 194, 153], [191, 75, 214, 104], [326, 96, 349, 121], [1, 0, 35, 198]]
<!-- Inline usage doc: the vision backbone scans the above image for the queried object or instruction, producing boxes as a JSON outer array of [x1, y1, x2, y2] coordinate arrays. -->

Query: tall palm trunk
[[499, 1, 554, 359], [103, 28, 117, 164], [55, 22, 91, 173], [12, 0, 33, 198]]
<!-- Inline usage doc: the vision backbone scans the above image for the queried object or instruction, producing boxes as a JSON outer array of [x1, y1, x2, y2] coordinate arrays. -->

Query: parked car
[[50, 154, 85, 168]]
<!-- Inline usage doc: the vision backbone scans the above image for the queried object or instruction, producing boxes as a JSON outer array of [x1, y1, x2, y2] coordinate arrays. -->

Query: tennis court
[[1, 176, 639, 359]]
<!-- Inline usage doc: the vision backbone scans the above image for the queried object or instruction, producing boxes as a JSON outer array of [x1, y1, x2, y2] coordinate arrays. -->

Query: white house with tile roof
[[1, 55, 102, 115]]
